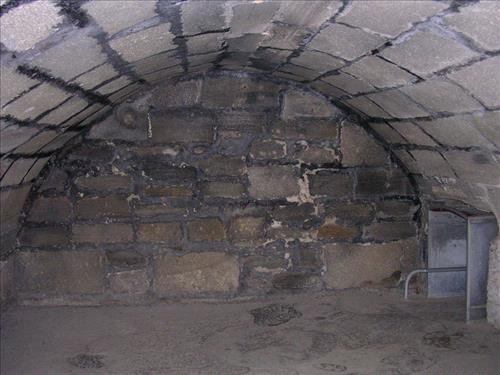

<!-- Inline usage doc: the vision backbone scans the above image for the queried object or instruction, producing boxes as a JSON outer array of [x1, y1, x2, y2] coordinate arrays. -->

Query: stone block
[[294, 145, 339, 164], [342, 96, 390, 118], [408, 150, 456, 178], [324, 202, 374, 225], [19, 226, 68, 250], [0, 125, 38, 154], [261, 23, 309, 51], [109, 23, 175, 63], [389, 121, 436, 146], [400, 79, 482, 113], [318, 223, 360, 240], [375, 200, 417, 219], [17, 251, 105, 295], [153, 252, 239, 295], [201, 76, 279, 109], [337, 1, 447, 37], [0, 184, 32, 233], [201, 182, 246, 199], [181, 1, 225, 35], [291, 50, 344, 73], [355, 169, 413, 197], [228, 1, 280, 36], [272, 203, 315, 222], [321, 73, 374, 95], [249, 139, 286, 160], [229, 216, 266, 242], [72, 224, 134, 244], [248, 166, 299, 200], [381, 30, 477, 76], [0, 158, 36, 187], [341, 123, 387, 166], [83, 0, 157, 36], [272, 119, 339, 141], [151, 112, 214, 143], [342, 56, 416, 88], [0, 257, 15, 303], [309, 23, 385, 60], [308, 172, 353, 198], [0, 1, 63, 51], [28, 197, 72, 223], [198, 156, 246, 176], [444, 150, 500, 186], [69, 144, 115, 162], [217, 111, 266, 134], [134, 205, 187, 218], [2, 84, 71, 121], [447, 57, 500, 109], [363, 222, 417, 242], [75, 196, 130, 219], [72, 64, 119, 90], [96, 76, 131, 96], [187, 218, 225, 241], [471, 111, 500, 148], [324, 239, 419, 289], [109, 269, 149, 295], [106, 250, 146, 270], [142, 161, 197, 182], [12, 130, 59, 155], [39, 96, 89, 126], [272, 272, 321, 290], [74, 175, 134, 192], [0, 66, 38, 106], [444, 2, 500, 51], [152, 80, 202, 108], [366, 89, 429, 118], [137, 223, 182, 244], [144, 185, 193, 198], [369, 122, 406, 144], [282, 91, 337, 119]]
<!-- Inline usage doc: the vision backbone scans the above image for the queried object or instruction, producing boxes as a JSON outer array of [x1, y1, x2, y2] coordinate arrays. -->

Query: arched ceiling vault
[[0, 0, 499, 228]]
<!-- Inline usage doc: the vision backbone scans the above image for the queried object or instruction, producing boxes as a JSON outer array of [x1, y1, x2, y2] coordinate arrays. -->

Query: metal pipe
[[404, 266, 467, 299]]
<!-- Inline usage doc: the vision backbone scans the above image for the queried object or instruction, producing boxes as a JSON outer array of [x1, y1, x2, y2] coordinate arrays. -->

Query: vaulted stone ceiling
[[1, 0, 499, 230]]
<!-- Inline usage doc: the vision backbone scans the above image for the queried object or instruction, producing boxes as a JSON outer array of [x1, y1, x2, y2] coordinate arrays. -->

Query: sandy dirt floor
[[1, 289, 499, 374]]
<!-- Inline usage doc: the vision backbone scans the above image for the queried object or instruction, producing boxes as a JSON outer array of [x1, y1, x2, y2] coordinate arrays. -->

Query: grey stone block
[[181, 0, 225, 35], [152, 80, 202, 108], [229, 216, 266, 242], [198, 156, 246, 176], [389, 121, 437, 146], [322, 73, 374, 95], [28, 197, 72, 223], [0, 125, 38, 154], [75, 196, 130, 219], [151, 112, 214, 144], [308, 172, 353, 198], [356, 169, 413, 197], [187, 218, 226, 241], [0, 67, 38, 106], [275, 1, 342, 28], [308, 23, 385, 61], [228, 1, 280, 37], [341, 123, 387, 166], [368, 122, 407, 144], [137, 222, 182, 244], [109, 269, 149, 295], [381, 30, 477, 76], [71, 64, 119, 90], [201, 182, 246, 199], [20, 226, 70, 247], [39, 97, 89, 126], [248, 166, 299, 200], [342, 96, 390, 118], [282, 90, 338, 119], [250, 139, 286, 160], [290, 50, 344, 74], [153, 252, 239, 296], [366, 89, 429, 119], [447, 57, 500, 109], [409, 150, 456, 178], [72, 224, 134, 244], [272, 203, 315, 222], [363, 222, 417, 242]]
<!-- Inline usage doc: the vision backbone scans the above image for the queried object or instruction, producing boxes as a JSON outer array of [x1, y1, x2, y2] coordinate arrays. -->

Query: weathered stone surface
[[0, 125, 39, 154], [366, 89, 429, 119], [248, 166, 299, 200], [228, 1, 280, 37], [318, 223, 360, 240], [110, 23, 175, 63], [272, 203, 315, 223], [295, 145, 338, 164], [343, 96, 390, 118], [324, 239, 418, 289], [381, 30, 477, 76], [2, 84, 71, 121], [408, 150, 456, 178], [151, 112, 214, 144], [153, 252, 239, 295], [341, 123, 387, 166], [217, 111, 266, 133], [144, 185, 192, 198], [363, 222, 417, 242], [69, 144, 113, 162], [181, 1, 225, 35], [342, 56, 417, 88], [72, 64, 119, 90], [75, 175, 133, 192], [72, 224, 134, 244], [282, 91, 337, 119], [369, 122, 407, 144], [0, 67, 38, 106], [28, 197, 72, 223], [17, 251, 105, 295], [272, 119, 339, 141], [321, 73, 374, 95], [250, 139, 286, 160], [0, 257, 15, 303], [276, 1, 342, 28], [400, 79, 482, 114], [107, 250, 146, 270], [375, 201, 417, 219], [447, 57, 500, 109], [324, 202, 374, 225], [356, 169, 413, 197], [416, 115, 491, 148], [272, 272, 321, 291], [389, 121, 437, 146], [444, 2, 500, 51], [75, 196, 130, 219], [19, 226, 69, 247], [0, 158, 36, 187], [487, 238, 500, 328], [96, 76, 131, 96], [0, 1, 63, 51], [142, 162, 197, 182], [134, 205, 187, 218], [152, 80, 202, 108], [291, 50, 344, 74], [83, 0, 158, 36], [201, 182, 246, 199], [444, 150, 500, 186], [198, 156, 246, 176], [137, 223, 182, 244], [471, 111, 500, 148], [13, 130, 59, 155], [39, 97, 89, 125], [309, 23, 385, 61], [109, 269, 149, 295], [187, 218, 225, 241], [0, 184, 31, 233], [308, 172, 353, 198], [229, 216, 266, 242]]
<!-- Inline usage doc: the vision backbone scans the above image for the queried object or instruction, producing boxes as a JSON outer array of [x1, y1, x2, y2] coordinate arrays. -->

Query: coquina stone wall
[[12, 75, 420, 304]]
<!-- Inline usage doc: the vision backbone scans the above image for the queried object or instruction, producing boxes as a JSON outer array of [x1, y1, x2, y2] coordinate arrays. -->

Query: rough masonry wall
[[13, 75, 419, 303]]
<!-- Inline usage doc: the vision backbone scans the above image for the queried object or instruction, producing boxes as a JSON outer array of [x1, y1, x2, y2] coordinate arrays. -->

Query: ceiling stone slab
[[366, 90, 429, 119], [388, 121, 437, 147], [0, 67, 39, 107]]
